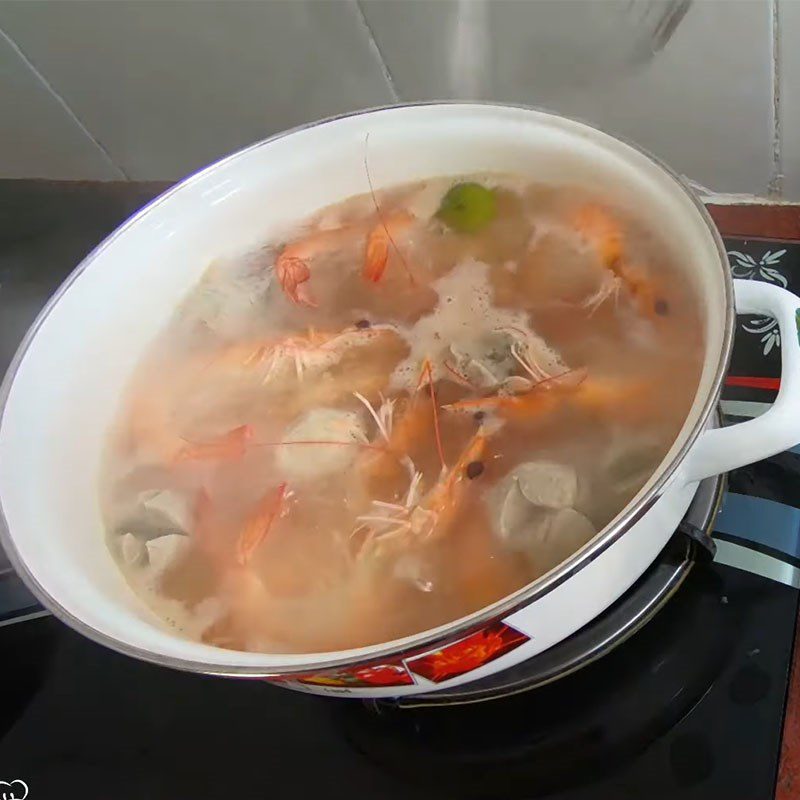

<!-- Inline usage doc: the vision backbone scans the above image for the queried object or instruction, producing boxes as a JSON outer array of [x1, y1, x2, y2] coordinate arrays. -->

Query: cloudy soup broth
[[101, 175, 703, 654]]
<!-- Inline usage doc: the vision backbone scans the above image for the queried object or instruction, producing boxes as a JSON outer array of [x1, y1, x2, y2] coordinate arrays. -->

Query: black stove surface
[[0, 557, 795, 800], [341, 560, 792, 800], [1, 183, 799, 800]]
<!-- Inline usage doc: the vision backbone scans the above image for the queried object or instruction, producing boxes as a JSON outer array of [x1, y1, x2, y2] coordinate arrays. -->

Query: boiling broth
[[100, 175, 703, 653]]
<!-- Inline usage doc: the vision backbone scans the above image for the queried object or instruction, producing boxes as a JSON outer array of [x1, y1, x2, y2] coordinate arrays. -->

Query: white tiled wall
[[0, 0, 789, 197], [360, 0, 774, 196], [0, 0, 394, 181], [0, 26, 121, 179], [778, 0, 800, 198]]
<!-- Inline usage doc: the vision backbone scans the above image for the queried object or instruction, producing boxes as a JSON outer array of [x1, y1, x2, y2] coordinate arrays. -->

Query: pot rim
[[0, 101, 734, 677]]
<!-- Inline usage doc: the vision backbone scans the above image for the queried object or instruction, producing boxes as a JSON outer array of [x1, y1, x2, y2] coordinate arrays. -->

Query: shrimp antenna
[[419, 358, 446, 472], [364, 133, 416, 284], [252, 439, 390, 454]]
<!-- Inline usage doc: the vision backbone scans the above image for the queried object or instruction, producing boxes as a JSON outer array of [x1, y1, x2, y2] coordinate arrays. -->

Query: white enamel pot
[[2, 104, 800, 698]]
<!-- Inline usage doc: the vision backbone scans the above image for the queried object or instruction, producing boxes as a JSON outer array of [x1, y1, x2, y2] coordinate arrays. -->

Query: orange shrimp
[[354, 428, 488, 564], [363, 210, 416, 284], [418, 358, 446, 471], [388, 397, 431, 460], [123, 345, 273, 464], [356, 393, 429, 483], [573, 204, 624, 269], [613, 261, 664, 319], [174, 424, 253, 464], [422, 429, 486, 541], [276, 209, 415, 305], [355, 357, 444, 482], [446, 389, 561, 422], [362, 131, 416, 286], [127, 374, 252, 464], [204, 324, 397, 387], [444, 368, 588, 419], [128, 326, 390, 465], [236, 483, 288, 566], [275, 226, 360, 306], [127, 327, 398, 464], [572, 204, 665, 318], [197, 484, 289, 649], [445, 370, 651, 424]]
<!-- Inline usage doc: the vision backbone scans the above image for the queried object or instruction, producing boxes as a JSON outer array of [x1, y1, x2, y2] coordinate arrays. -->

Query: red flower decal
[[407, 621, 529, 683], [297, 662, 414, 688]]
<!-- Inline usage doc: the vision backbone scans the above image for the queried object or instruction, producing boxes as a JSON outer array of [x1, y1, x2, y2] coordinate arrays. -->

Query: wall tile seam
[[769, 0, 784, 198], [0, 24, 129, 180], [353, 0, 400, 103]]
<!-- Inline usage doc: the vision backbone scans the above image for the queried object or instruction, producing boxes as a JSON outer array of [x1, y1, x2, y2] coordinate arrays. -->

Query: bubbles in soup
[[101, 175, 703, 654]]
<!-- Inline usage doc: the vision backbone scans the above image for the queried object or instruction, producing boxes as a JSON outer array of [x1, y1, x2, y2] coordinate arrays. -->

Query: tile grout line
[[353, 0, 400, 103], [768, 0, 784, 198], [0, 25, 129, 180]]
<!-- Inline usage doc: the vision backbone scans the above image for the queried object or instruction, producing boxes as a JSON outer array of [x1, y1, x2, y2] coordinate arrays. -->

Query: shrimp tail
[[175, 424, 254, 463], [236, 483, 288, 566], [363, 228, 390, 283]]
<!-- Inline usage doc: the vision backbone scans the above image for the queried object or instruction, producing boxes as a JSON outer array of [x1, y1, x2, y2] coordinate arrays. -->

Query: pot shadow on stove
[[335, 564, 740, 799]]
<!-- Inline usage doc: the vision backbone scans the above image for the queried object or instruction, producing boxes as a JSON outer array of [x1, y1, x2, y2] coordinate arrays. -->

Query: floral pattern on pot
[[405, 620, 529, 683], [728, 248, 788, 355], [294, 662, 415, 689]]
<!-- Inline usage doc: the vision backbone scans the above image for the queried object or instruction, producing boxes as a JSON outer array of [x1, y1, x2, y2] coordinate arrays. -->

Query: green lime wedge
[[437, 182, 497, 233]]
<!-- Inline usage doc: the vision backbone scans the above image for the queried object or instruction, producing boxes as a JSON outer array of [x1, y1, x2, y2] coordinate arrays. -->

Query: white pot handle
[[682, 278, 800, 484]]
